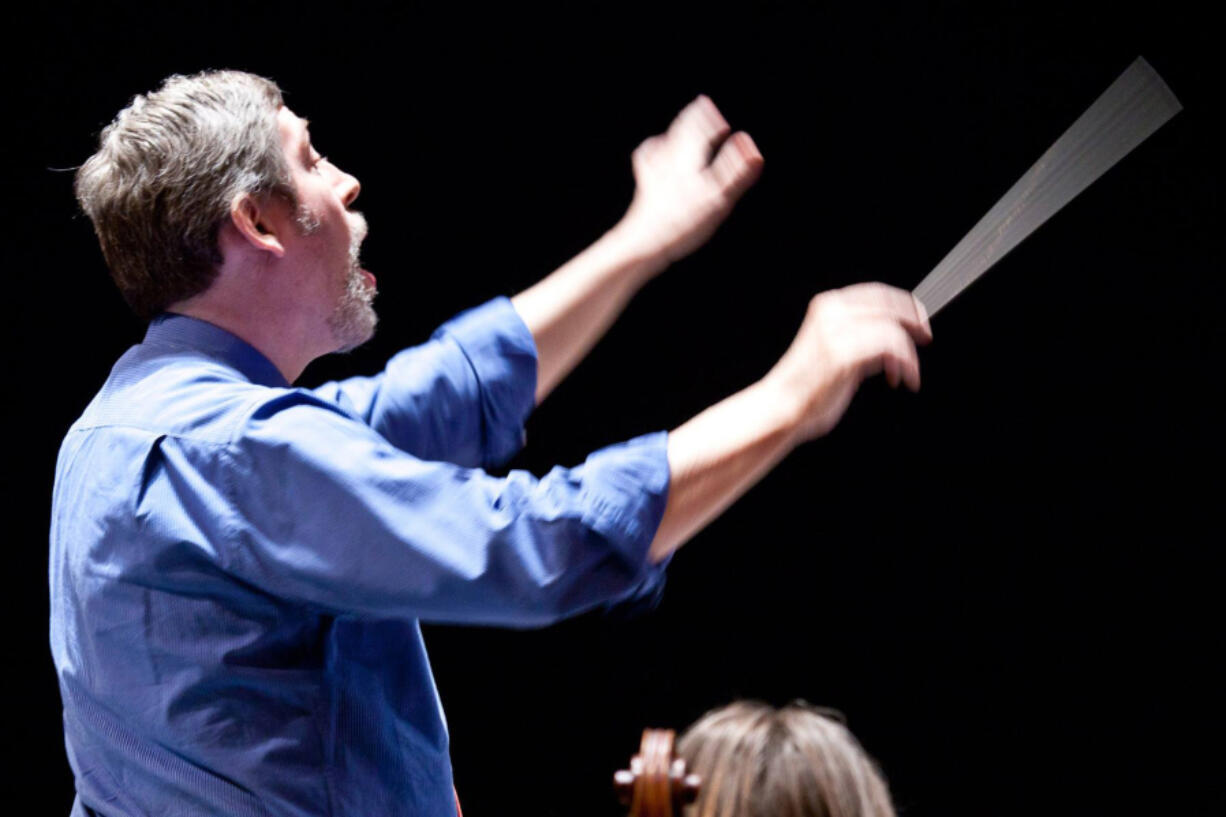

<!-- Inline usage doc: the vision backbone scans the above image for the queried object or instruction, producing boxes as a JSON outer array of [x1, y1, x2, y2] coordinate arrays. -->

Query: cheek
[[295, 204, 322, 234]]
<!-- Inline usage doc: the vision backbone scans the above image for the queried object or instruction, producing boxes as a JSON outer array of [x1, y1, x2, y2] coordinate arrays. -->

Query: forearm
[[511, 223, 666, 406], [648, 374, 803, 563]]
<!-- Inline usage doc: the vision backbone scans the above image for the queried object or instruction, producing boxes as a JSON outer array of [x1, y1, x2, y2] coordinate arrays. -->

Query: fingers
[[858, 320, 922, 392], [806, 294, 923, 391], [914, 297, 931, 340], [708, 131, 764, 201], [668, 94, 731, 169], [883, 323, 922, 392], [836, 283, 933, 345]]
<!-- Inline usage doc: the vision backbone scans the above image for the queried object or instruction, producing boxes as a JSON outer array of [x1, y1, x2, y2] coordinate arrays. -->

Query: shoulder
[[227, 385, 390, 477], [72, 342, 368, 448], [237, 385, 368, 440]]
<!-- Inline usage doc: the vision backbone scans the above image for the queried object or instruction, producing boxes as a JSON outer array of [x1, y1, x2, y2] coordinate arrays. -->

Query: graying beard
[[328, 238, 377, 353]]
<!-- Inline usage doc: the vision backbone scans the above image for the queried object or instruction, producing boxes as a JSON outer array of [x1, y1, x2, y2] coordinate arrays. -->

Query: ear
[[228, 192, 288, 258]]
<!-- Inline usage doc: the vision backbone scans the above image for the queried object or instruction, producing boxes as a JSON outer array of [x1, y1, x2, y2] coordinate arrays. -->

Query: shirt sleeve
[[310, 297, 538, 468], [217, 390, 670, 625]]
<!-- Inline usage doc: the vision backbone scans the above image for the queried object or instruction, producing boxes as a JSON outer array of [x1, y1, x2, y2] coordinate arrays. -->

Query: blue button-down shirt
[[49, 297, 670, 817]]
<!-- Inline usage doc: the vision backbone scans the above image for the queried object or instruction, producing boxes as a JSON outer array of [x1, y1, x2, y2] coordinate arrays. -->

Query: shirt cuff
[[430, 296, 539, 467], [575, 430, 672, 611]]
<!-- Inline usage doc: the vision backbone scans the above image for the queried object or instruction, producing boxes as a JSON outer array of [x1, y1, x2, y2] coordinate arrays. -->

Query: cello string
[[913, 57, 1182, 318]]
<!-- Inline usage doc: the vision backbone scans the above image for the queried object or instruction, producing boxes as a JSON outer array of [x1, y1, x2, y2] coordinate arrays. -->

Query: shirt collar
[[143, 313, 290, 388]]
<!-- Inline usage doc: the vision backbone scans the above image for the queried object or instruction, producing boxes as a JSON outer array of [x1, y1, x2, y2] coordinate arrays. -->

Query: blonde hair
[[74, 70, 294, 318], [676, 701, 895, 817]]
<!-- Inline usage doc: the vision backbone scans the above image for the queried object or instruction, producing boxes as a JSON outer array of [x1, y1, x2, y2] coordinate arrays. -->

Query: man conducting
[[52, 70, 931, 816]]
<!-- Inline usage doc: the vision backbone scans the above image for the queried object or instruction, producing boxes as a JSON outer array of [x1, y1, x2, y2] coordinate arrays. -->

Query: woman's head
[[676, 701, 895, 817]]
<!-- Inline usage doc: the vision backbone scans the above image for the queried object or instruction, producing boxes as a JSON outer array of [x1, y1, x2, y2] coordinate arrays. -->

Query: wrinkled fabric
[[50, 297, 671, 817]]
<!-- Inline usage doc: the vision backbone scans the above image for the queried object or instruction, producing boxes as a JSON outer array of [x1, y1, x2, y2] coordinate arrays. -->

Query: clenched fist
[[618, 95, 764, 264]]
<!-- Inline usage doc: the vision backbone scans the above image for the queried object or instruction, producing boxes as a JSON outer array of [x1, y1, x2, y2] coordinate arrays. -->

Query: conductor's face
[[276, 105, 377, 353]]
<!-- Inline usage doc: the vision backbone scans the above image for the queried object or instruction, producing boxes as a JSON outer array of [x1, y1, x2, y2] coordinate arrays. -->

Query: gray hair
[[677, 700, 896, 817], [74, 70, 294, 318]]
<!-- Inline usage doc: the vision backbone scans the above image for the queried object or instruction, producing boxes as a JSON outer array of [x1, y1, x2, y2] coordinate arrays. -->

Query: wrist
[[604, 216, 673, 283], [749, 372, 809, 450]]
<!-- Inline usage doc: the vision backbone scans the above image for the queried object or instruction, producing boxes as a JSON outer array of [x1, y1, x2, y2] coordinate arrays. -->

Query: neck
[[170, 300, 318, 384], [169, 268, 331, 384]]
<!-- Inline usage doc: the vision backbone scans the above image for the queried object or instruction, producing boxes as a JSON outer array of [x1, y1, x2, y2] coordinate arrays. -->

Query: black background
[[11, 2, 1222, 815]]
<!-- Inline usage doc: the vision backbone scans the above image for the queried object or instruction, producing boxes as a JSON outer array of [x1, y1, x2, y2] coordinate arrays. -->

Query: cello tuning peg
[[614, 769, 636, 805], [680, 773, 702, 804], [669, 758, 702, 805], [617, 729, 702, 816]]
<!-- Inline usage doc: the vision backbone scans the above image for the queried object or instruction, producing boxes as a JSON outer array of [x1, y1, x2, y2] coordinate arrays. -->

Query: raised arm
[[649, 284, 933, 562], [511, 95, 763, 406]]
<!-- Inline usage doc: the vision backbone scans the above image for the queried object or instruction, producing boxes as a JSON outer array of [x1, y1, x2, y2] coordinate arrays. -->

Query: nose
[[339, 170, 361, 208]]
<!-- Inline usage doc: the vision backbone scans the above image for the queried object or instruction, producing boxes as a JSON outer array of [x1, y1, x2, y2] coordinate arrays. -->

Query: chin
[[328, 259, 379, 353], [329, 304, 378, 354]]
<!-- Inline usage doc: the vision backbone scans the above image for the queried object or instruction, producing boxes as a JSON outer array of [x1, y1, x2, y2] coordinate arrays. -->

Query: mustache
[[348, 211, 369, 245]]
